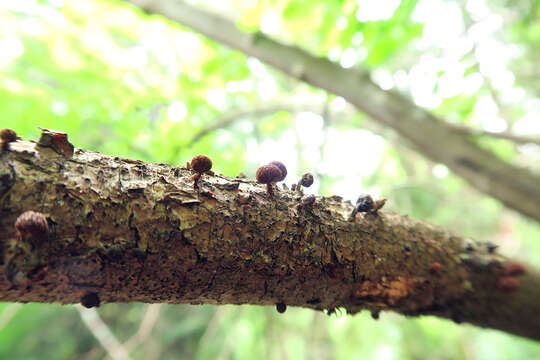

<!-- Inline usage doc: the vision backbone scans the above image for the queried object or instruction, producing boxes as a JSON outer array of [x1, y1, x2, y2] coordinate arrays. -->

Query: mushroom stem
[[192, 173, 201, 189], [266, 183, 274, 196], [296, 179, 304, 194]]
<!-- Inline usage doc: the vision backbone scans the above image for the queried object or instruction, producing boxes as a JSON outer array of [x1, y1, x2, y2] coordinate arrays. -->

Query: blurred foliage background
[[1, 0, 540, 358]]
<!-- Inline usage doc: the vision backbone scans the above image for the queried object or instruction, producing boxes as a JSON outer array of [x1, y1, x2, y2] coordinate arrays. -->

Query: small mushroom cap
[[356, 195, 374, 212], [190, 155, 212, 173], [269, 161, 287, 181], [81, 292, 101, 308], [503, 263, 525, 277], [429, 262, 442, 273], [0, 128, 17, 143], [300, 173, 314, 187], [497, 276, 520, 292], [256, 164, 282, 184], [15, 211, 49, 241]]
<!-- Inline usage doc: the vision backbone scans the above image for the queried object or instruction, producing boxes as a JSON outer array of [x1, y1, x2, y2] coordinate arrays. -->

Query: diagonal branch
[[122, 304, 161, 353], [187, 98, 540, 154], [185, 98, 349, 147], [443, 122, 540, 146], [0, 303, 22, 332], [0, 131, 539, 341], [76, 305, 130, 360], [187, 103, 306, 147], [124, 0, 540, 222]]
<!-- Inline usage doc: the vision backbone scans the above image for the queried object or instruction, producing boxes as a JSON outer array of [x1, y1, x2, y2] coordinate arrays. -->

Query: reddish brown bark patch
[[37, 128, 74, 157]]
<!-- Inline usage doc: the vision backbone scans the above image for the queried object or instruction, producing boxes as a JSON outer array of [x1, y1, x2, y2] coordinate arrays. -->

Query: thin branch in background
[[78, 305, 162, 360], [195, 306, 240, 360], [186, 96, 540, 163], [184, 99, 346, 151], [168, 104, 296, 164], [0, 303, 22, 332], [186, 103, 301, 148], [445, 122, 540, 146], [75, 346, 103, 360], [216, 308, 243, 360], [122, 304, 162, 353], [76, 305, 130, 360], [197, 306, 228, 349]]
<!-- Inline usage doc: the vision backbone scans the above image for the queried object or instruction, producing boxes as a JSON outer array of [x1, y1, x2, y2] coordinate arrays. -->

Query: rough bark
[[0, 130, 539, 341], [123, 0, 540, 223]]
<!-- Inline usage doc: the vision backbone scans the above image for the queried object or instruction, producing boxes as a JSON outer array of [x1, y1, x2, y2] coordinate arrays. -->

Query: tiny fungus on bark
[[256, 163, 286, 196], [15, 211, 49, 245], [349, 195, 387, 221], [296, 172, 314, 192], [276, 302, 287, 313], [497, 276, 520, 293], [356, 194, 374, 212], [81, 292, 101, 308], [503, 263, 526, 277], [1, 128, 17, 150], [269, 161, 287, 181], [300, 173, 314, 187], [430, 262, 442, 274], [190, 155, 212, 188]]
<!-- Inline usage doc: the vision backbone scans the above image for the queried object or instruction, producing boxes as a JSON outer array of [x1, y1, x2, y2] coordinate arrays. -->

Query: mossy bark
[[1, 132, 539, 341]]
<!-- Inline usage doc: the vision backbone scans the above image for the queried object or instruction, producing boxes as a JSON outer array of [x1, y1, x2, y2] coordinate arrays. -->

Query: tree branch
[[185, 98, 350, 147], [1, 131, 539, 341], [77, 306, 130, 360], [0, 303, 22, 332], [122, 304, 161, 354], [443, 122, 540, 146], [124, 0, 540, 223], [187, 103, 306, 147]]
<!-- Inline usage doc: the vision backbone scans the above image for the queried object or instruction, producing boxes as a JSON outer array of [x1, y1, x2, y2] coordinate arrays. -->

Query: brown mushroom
[[256, 164, 283, 196], [190, 155, 212, 188]]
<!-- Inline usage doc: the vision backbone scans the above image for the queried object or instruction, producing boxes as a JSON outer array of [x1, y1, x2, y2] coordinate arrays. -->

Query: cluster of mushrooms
[[188, 154, 385, 219], [189, 155, 314, 196]]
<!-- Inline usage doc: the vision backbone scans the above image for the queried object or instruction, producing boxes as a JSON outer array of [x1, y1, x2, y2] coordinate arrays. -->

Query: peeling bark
[[0, 130, 539, 341]]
